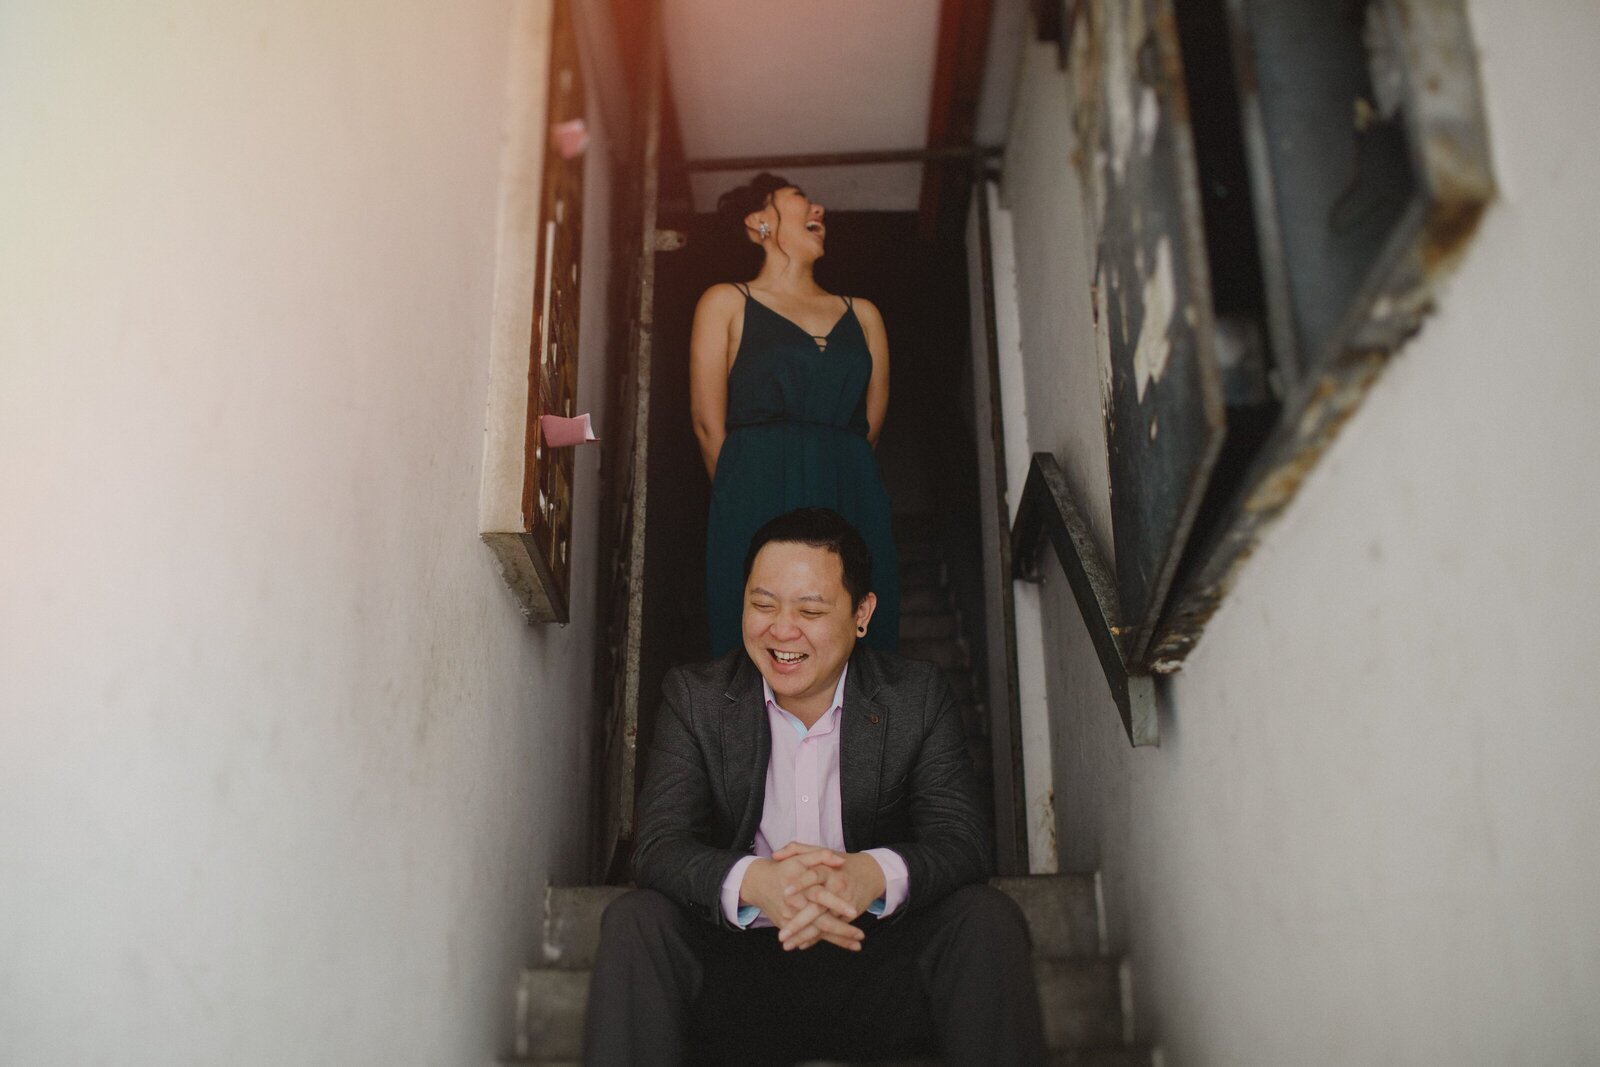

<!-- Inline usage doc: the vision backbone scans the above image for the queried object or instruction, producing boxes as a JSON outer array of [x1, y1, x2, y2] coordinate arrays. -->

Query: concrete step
[[792, 1048, 1158, 1067], [513, 969, 588, 1060], [539, 874, 1094, 971], [519, 876, 1114, 1062], [1037, 958, 1127, 1048], [541, 885, 629, 969], [512, 957, 1126, 1061], [515, 876, 1125, 1064], [1047, 1050, 1157, 1067], [900, 585, 951, 615], [900, 637, 970, 670], [506, 1049, 1154, 1066], [994, 873, 1102, 959], [899, 610, 959, 641], [900, 559, 946, 591], [895, 539, 943, 564], [944, 671, 975, 703], [955, 697, 987, 728], [892, 513, 945, 542]]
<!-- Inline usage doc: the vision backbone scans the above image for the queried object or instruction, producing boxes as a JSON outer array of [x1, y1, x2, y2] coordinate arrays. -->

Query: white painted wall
[[0, 2, 613, 1063], [997, 3, 1600, 1062]]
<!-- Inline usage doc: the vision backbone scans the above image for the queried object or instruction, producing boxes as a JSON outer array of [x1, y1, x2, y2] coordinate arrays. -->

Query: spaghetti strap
[[842, 294, 854, 311], [733, 282, 751, 298]]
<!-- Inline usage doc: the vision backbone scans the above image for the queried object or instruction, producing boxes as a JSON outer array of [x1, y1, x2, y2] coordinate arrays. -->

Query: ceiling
[[661, 0, 944, 212]]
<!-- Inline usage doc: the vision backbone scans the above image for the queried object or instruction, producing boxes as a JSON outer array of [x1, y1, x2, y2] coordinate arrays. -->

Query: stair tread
[[891, 513, 946, 541], [899, 560, 947, 589], [540, 885, 630, 970], [514, 956, 1123, 1059], [894, 541, 943, 564], [993, 873, 1102, 958], [505, 1051, 1155, 1066], [541, 875, 1098, 971], [899, 612, 959, 640], [899, 638, 970, 669], [900, 586, 951, 613]]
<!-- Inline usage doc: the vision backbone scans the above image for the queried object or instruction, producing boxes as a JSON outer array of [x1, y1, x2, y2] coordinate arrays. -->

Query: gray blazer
[[631, 645, 991, 926]]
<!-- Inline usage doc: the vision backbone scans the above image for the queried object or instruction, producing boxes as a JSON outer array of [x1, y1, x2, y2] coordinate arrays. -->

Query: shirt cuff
[[720, 855, 761, 926], [863, 847, 909, 918]]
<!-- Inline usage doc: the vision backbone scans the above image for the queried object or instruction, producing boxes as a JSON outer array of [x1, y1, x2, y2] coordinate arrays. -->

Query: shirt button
[[801, 795, 810, 803]]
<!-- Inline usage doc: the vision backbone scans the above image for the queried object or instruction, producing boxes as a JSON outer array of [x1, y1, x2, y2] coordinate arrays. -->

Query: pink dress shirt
[[719, 666, 911, 927]]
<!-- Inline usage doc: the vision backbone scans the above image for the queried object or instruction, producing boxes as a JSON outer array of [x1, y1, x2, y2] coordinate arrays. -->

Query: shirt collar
[[762, 665, 848, 738]]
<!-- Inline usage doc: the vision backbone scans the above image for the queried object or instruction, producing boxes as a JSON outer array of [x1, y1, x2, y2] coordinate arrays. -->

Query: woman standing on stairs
[[691, 173, 901, 656]]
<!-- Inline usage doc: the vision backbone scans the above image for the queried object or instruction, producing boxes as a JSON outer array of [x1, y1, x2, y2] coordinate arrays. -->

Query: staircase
[[503, 875, 1154, 1065], [502, 522, 1156, 1064], [893, 515, 991, 819]]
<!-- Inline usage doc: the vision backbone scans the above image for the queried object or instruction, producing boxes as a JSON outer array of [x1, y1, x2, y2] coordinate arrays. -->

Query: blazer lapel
[[720, 654, 770, 845], [839, 646, 888, 852]]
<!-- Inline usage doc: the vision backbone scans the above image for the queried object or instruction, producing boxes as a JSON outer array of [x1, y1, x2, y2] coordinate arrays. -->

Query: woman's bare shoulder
[[695, 282, 747, 316], [849, 296, 885, 329]]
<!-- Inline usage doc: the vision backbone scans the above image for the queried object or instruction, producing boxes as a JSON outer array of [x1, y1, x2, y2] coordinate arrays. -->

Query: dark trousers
[[582, 884, 1046, 1067]]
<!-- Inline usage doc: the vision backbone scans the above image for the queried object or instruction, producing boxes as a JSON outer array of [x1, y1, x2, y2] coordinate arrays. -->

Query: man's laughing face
[[741, 540, 875, 717]]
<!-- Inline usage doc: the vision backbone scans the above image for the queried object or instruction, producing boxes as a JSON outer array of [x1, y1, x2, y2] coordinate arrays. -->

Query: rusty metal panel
[[1227, 0, 1493, 380], [1146, 0, 1494, 667], [1229, 0, 1398, 383], [1089, 0, 1226, 665]]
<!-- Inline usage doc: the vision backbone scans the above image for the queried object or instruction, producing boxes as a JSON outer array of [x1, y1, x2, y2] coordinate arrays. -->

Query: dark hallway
[[636, 208, 1000, 858]]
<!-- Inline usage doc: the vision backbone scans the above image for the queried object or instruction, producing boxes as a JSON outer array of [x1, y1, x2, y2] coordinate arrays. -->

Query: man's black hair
[[742, 507, 874, 609]]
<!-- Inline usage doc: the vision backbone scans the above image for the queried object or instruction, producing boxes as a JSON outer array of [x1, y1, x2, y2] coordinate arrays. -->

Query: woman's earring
[[758, 221, 771, 239]]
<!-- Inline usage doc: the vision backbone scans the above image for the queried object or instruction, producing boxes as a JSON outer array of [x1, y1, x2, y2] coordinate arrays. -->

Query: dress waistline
[[726, 418, 865, 437]]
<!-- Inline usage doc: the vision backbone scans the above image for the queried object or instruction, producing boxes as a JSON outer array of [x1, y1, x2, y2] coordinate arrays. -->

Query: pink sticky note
[[551, 118, 590, 160], [540, 413, 598, 447]]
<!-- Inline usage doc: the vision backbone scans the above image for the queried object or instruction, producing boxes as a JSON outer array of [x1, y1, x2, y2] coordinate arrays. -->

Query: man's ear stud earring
[[857, 626, 866, 636], [758, 221, 771, 238]]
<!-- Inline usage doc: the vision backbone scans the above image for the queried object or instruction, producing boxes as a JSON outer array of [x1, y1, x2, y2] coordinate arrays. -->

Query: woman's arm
[[854, 298, 891, 447], [689, 284, 741, 479]]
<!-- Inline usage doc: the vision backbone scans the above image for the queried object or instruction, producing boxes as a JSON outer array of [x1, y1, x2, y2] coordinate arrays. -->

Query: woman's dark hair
[[743, 507, 874, 609], [715, 172, 796, 229], [715, 172, 798, 277]]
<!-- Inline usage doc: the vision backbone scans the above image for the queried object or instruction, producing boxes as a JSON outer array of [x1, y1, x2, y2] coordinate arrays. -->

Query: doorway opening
[[624, 202, 1001, 874]]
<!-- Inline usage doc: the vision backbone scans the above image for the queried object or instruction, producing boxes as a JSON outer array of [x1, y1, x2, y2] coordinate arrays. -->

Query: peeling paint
[[1137, 84, 1160, 155], [1105, 6, 1135, 185], [1095, 265, 1116, 420], [1132, 236, 1175, 402]]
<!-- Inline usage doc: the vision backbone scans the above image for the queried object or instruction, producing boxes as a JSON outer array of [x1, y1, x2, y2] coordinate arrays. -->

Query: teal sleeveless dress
[[706, 284, 900, 656]]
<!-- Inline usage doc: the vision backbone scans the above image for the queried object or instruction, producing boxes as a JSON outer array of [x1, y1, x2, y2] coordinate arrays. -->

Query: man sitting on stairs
[[584, 507, 1045, 1066]]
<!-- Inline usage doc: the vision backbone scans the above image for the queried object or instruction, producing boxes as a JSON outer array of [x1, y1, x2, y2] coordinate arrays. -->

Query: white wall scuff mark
[[1137, 85, 1160, 156]]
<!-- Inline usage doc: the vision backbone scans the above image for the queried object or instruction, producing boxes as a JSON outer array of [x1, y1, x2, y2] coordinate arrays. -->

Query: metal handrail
[[1010, 453, 1158, 747]]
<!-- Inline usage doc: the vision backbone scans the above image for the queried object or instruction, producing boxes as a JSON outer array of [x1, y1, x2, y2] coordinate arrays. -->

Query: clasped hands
[[738, 841, 887, 953]]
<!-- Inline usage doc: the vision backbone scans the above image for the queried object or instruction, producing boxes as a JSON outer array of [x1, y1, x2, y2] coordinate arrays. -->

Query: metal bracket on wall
[[1012, 453, 1158, 747]]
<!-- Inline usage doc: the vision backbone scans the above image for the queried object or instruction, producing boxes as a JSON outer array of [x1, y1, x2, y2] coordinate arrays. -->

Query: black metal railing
[[1010, 453, 1158, 747]]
